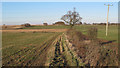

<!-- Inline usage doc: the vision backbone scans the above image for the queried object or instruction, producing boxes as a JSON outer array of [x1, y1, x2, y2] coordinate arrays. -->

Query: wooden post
[[106, 5, 109, 36], [104, 4, 113, 36]]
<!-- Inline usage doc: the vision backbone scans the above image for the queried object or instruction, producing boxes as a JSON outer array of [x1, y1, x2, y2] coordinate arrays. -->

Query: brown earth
[[1, 29, 68, 32], [66, 29, 118, 66]]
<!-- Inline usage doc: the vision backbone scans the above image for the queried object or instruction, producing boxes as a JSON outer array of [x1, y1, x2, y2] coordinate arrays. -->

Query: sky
[[2, 2, 118, 25]]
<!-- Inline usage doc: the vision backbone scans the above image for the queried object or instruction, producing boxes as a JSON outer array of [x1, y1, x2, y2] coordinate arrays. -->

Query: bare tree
[[61, 8, 82, 28]]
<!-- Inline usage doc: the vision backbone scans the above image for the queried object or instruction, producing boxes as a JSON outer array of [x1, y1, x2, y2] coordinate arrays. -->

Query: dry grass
[[66, 29, 118, 66]]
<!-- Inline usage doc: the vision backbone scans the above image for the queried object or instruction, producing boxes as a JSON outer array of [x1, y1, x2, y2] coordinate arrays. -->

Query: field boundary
[[1, 29, 68, 32]]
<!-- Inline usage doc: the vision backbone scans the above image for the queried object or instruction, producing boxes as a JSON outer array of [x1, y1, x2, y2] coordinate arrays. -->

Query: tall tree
[[61, 8, 82, 28]]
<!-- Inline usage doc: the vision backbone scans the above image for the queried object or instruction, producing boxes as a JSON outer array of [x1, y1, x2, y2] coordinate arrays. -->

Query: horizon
[[2, 2, 118, 25]]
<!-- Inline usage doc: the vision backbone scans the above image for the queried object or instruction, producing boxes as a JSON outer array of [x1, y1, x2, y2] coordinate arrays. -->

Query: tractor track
[[49, 36, 68, 66], [2, 33, 60, 66], [3, 33, 84, 66]]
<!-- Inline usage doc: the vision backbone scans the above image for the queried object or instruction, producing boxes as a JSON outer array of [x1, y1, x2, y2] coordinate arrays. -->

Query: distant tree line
[[92, 23, 119, 25]]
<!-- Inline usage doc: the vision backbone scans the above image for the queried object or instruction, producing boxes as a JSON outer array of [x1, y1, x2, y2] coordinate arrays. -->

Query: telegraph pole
[[104, 4, 113, 36]]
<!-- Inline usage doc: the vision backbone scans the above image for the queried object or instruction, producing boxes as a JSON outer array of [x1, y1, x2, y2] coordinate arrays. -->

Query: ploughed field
[[2, 32, 82, 66], [1, 25, 118, 66], [2, 32, 62, 66]]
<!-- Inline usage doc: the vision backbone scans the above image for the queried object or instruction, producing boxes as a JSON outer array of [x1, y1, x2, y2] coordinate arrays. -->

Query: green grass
[[73, 25, 118, 43], [2, 32, 61, 66], [23, 25, 70, 29], [23, 25, 118, 43]]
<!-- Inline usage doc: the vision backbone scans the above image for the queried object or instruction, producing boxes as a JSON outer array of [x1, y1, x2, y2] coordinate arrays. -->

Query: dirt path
[[1, 29, 68, 32], [49, 39, 67, 66], [49, 34, 81, 66]]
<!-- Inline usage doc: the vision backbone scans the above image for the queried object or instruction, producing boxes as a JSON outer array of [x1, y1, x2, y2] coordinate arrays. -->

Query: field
[[74, 25, 118, 43], [1, 25, 118, 66], [2, 32, 61, 66], [23, 25, 118, 43]]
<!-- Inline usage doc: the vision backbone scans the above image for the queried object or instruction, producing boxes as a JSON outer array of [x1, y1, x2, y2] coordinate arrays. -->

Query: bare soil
[[1, 29, 68, 32]]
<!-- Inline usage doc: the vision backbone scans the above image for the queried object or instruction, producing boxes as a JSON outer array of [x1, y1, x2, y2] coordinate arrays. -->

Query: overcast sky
[[2, 2, 118, 25]]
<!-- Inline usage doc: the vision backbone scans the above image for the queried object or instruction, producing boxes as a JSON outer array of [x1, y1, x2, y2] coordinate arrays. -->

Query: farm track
[[49, 34, 81, 66], [24, 34, 59, 66], [2, 33, 61, 66], [49, 33, 84, 67], [26, 34, 62, 66], [49, 37, 67, 66], [3, 33, 84, 66]]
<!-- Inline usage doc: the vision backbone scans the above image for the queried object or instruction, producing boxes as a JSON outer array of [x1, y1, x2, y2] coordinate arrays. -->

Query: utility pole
[[104, 4, 113, 36]]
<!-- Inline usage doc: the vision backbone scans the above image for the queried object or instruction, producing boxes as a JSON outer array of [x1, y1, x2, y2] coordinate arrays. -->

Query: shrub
[[87, 27, 98, 40], [21, 23, 31, 27], [67, 29, 88, 44], [3, 24, 7, 29]]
